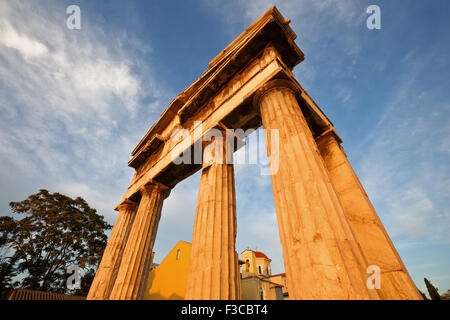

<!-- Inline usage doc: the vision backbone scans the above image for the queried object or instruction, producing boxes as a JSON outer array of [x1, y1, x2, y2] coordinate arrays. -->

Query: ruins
[[87, 7, 422, 300]]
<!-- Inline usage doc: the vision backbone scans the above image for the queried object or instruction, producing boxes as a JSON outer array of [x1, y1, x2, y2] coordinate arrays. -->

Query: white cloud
[[198, 0, 367, 273], [336, 86, 353, 104], [389, 186, 436, 238], [359, 49, 450, 242], [0, 22, 48, 59], [0, 1, 170, 225], [229, 0, 359, 26], [203, 0, 366, 98], [395, 241, 427, 250]]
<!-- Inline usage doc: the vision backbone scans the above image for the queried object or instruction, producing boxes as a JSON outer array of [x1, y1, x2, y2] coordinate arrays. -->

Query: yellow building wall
[[143, 240, 191, 300], [269, 275, 283, 286], [241, 278, 261, 300], [241, 277, 282, 300], [262, 281, 272, 300], [241, 251, 257, 274], [269, 274, 288, 296], [241, 250, 271, 276], [143, 243, 274, 300]]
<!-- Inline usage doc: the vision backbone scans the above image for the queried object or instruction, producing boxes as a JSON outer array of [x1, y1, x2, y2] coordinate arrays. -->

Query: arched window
[[258, 266, 262, 274], [176, 249, 181, 260], [245, 259, 250, 272]]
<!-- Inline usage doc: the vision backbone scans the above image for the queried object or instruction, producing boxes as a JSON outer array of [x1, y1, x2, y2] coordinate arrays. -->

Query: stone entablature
[[88, 6, 422, 300]]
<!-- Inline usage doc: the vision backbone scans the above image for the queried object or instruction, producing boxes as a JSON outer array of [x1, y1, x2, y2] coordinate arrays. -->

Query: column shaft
[[316, 131, 422, 299], [109, 183, 169, 300], [87, 200, 137, 300], [257, 79, 377, 300], [185, 133, 239, 300]]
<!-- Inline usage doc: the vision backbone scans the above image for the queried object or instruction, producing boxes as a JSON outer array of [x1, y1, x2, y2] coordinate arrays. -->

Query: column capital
[[202, 126, 237, 168], [253, 78, 301, 108], [315, 128, 343, 145], [116, 199, 138, 212], [140, 180, 171, 199]]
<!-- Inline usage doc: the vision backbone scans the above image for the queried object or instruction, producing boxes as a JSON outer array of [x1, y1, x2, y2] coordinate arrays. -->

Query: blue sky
[[0, 0, 449, 295]]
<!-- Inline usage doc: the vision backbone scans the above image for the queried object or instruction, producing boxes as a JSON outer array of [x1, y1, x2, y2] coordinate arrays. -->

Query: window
[[176, 249, 181, 260], [245, 259, 250, 272], [258, 266, 262, 274], [266, 266, 270, 275]]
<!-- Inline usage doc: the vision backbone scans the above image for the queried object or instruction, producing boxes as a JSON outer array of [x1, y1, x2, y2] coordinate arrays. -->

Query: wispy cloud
[[336, 86, 353, 104], [200, 0, 450, 287], [0, 22, 49, 59], [359, 48, 450, 242], [1, 0, 448, 293], [0, 1, 169, 223]]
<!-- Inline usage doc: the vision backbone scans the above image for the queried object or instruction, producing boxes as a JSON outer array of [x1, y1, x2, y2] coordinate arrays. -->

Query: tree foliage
[[441, 290, 450, 300], [0, 240, 17, 299], [424, 278, 441, 300], [0, 189, 112, 296], [418, 290, 429, 300]]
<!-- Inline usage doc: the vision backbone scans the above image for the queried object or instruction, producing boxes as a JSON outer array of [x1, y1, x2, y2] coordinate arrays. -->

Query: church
[[143, 241, 288, 300]]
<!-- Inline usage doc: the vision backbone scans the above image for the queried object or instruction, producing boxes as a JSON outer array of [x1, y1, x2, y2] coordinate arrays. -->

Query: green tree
[[424, 278, 441, 300], [0, 189, 112, 296], [0, 239, 17, 299], [418, 290, 429, 300]]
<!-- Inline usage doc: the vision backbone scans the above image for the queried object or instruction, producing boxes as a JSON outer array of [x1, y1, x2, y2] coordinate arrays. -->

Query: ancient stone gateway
[[87, 7, 422, 300]]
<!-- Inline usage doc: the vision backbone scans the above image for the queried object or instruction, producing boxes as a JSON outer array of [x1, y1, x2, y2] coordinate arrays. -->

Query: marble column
[[255, 79, 378, 300], [185, 131, 239, 300], [87, 199, 138, 300], [316, 130, 422, 299], [109, 182, 170, 300]]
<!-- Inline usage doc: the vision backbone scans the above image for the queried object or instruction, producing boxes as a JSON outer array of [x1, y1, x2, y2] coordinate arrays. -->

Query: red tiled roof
[[254, 251, 269, 259], [9, 288, 85, 300], [270, 273, 286, 278]]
